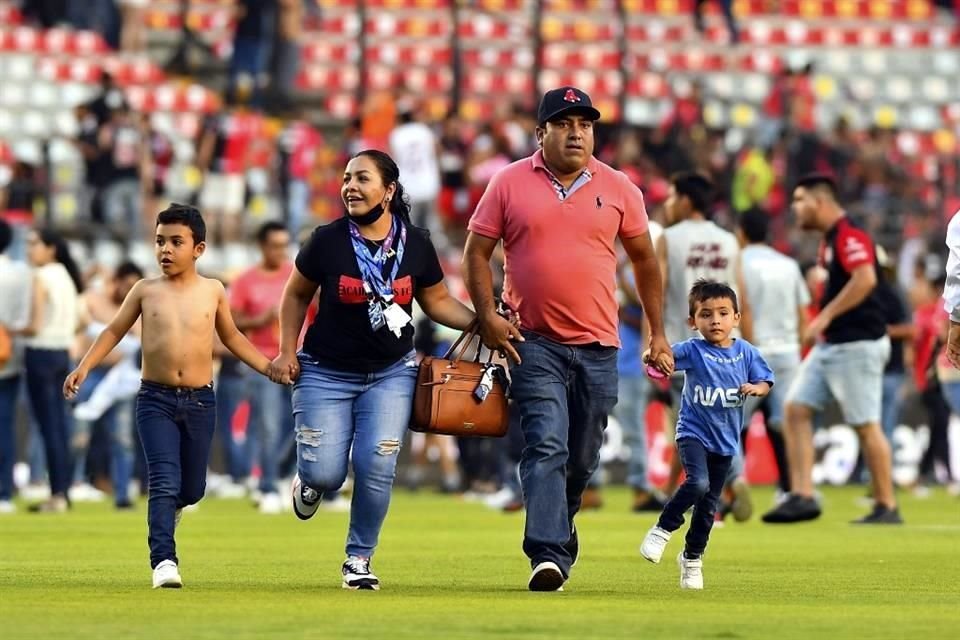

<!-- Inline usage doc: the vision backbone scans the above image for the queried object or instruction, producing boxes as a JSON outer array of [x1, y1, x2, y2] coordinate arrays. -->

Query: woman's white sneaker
[[678, 553, 704, 590], [152, 560, 182, 589], [640, 526, 672, 563]]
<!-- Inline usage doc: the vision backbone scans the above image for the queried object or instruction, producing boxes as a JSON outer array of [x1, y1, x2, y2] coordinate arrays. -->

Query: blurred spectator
[[98, 104, 149, 243], [0, 219, 33, 514], [278, 111, 322, 235], [0, 160, 41, 259], [268, 0, 303, 112], [118, 0, 147, 53], [388, 103, 442, 242], [228, 221, 294, 514], [693, 0, 738, 44], [21, 228, 83, 513], [142, 114, 175, 233], [436, 113, 470, 244], [228, 0, 276, 107]]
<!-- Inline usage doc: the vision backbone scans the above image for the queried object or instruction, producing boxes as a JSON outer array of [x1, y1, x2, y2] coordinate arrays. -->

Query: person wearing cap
[[462, 86, 673, 592]]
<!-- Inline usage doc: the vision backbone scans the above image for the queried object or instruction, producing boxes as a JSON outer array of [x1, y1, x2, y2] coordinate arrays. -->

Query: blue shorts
[[785, 337, 891, 427]]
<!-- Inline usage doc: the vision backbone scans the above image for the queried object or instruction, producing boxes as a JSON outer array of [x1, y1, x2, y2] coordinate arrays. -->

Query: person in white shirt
[[0, 219, 32, 514], [736, 208, 810, 499], [942, 210, 960, 368], [388, 108, 442, 244], [20, 228, 83, 513]]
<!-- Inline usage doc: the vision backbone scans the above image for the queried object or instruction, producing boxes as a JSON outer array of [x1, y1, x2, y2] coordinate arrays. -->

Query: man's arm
[[622, 231, 673, 374], [462, 231, 523, 363], [805, 264, 877, 344]]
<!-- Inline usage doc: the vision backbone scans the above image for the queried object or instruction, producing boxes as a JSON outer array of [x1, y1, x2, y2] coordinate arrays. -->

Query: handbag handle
[[442, 319, 479, 363]]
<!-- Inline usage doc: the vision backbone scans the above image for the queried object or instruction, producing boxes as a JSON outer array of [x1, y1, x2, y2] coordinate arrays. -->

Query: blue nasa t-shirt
[[674, 338, 775, 456]]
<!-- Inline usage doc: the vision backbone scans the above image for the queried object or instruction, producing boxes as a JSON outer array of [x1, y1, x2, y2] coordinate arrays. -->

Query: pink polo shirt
[[468, 150, 649, 347]]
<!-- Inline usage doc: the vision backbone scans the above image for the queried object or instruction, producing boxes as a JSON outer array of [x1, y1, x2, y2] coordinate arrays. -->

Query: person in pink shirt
[[462, 87, 673, 592], [229, 221, 294, 513]]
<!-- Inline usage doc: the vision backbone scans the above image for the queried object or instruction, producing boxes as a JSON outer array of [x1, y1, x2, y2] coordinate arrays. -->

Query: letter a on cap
[[563, 89, 581, 103]]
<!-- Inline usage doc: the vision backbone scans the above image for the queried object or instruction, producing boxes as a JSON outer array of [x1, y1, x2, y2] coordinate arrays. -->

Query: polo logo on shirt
[[596, 196, 603, 209], [563, 89, 581, 103], [692, 385, 743, 408]]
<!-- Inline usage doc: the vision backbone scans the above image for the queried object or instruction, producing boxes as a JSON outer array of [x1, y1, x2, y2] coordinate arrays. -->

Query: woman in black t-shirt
[[271, 150, 475, 590]]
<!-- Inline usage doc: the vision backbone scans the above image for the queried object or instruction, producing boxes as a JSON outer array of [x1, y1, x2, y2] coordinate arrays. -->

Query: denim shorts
[[785, 336, 891, 426]]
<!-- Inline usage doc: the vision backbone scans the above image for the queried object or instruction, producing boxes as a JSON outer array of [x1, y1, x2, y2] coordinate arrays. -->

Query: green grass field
[[1, 486, 957, 639]]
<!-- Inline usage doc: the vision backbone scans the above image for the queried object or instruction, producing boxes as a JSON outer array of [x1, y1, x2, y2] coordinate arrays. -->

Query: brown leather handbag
[[410, 320, 509, 438]]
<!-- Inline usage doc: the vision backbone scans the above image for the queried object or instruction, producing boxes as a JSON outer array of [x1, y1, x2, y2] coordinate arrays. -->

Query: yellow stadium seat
[[800, 0, 821, 19], [836, 0, 857, 18], [574, 21, 597, 40], [934, 129, 957, 154], [907, 0, 931, 19], [873, 105, 898, 128], [656, 0, 680, 16], [869, 0, 891, 19], [730, 103, 756, 127], [813, 75, 837, 101]]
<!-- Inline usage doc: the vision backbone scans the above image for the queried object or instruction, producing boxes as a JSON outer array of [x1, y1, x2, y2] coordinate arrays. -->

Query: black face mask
[[345, 201, 388, 226]]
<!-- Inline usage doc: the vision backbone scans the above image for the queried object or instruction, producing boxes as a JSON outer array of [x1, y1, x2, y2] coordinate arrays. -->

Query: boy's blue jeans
[[657, 437, 732, 558], [136, 381, 216, 569]]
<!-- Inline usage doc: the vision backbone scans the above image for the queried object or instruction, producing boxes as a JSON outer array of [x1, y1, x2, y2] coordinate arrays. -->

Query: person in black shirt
[[271, 150, 475, 591], [763, 174, 901, 525]]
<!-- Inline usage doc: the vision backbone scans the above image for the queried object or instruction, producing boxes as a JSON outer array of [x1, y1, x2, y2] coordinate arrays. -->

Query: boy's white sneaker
[[640, 526, 672, 564], [259, 492, 283, 515], [678, 553, 704, 590], [152, 560, 182, 589]]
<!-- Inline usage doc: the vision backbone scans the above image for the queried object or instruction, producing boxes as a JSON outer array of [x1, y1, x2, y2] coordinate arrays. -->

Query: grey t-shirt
[[741, 244, 810, 355]]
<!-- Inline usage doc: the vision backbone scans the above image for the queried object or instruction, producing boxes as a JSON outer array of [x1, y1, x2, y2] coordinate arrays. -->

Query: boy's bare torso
[[139, 276, 220, 388]]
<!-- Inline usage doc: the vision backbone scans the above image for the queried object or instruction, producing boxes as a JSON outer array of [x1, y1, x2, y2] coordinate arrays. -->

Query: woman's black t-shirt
[[295, 216, 444, 373]]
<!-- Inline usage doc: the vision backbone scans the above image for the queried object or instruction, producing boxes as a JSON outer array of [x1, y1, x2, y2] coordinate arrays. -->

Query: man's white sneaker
[[292, 475, 321, 520], [677, 552, 704, 590], [152, 560, 182, 589], [341, 556, 379, 590], [0, 500, 15, 514], [640, 526, 672, 564], [527, 561, 565, 592]]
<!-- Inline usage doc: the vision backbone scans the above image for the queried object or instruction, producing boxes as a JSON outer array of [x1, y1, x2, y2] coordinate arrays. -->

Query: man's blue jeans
[[657, 437, 732, 558], [0, 375, 20, 500], [136, 381, 216, 569], [292, 351, 417, 559], [511, 333, 618, 577], [248, 374, 293, 494]]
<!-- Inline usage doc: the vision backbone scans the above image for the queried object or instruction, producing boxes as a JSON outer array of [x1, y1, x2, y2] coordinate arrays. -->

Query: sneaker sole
[[342, 580, 380, 591], [153, 578, 183, 589], [640, 546, 663, 564], [528, 565, 565, 592]]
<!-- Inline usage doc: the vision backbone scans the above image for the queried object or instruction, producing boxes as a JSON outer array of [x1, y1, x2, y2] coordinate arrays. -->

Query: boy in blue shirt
[[640, 279, 774, 589]]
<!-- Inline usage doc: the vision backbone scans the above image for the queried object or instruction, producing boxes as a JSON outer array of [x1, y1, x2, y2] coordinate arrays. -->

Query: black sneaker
[[564, 522, 579, 567], [292, 475, 321, 521], [761, 494, 821, 523], [851, 504, 903, 525], [632, 492, 667, 513], [341, 556, 380, 590]]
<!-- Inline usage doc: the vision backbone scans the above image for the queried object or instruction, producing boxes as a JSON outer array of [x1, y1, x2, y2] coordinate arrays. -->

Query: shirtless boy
[[64, 204, 284, 589]]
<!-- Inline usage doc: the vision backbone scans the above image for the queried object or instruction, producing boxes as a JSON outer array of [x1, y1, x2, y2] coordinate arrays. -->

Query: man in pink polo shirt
[[463, 87, 673, 591]]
